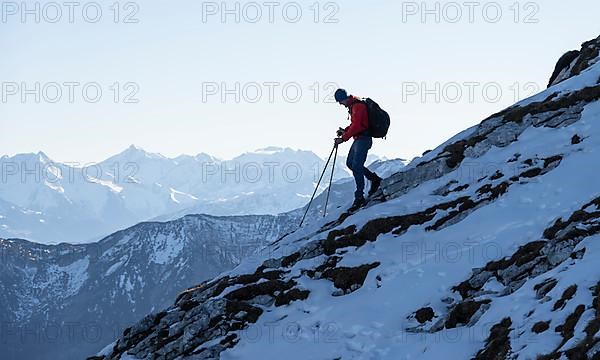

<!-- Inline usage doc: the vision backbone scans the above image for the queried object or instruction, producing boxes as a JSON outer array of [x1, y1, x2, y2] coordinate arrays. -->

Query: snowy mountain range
[[88, 35, 600, 360], [0, 213, 298, 360], [0, 146, 388, 244]]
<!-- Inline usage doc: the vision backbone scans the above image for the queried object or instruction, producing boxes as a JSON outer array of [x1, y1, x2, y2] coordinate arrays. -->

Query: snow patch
[[149, 233, 184, 265]]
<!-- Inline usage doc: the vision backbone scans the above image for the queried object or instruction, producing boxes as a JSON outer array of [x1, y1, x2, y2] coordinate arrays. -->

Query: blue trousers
[[346, 136, 377, 200]]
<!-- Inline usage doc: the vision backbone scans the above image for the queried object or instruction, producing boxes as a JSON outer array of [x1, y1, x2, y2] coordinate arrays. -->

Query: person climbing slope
[[334, 88, 387, 212]]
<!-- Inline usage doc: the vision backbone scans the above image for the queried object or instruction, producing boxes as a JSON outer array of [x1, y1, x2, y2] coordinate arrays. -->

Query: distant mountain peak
[[1, 151, 52, 164], [196, 153, 220, 162], [125, 144, 149, 154], [252, 146, 291, 154], [37, 151, 49, 161], [112, 145, 167, 161], [173, 153, 220, 164]]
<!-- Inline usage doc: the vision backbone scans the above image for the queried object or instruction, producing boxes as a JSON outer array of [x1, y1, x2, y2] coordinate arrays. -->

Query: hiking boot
[[368, 176, 382, 197], [348, 197, 366, 212]]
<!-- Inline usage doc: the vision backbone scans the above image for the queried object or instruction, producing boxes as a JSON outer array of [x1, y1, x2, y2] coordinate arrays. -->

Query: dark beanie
[[334, 88, 349, 103]]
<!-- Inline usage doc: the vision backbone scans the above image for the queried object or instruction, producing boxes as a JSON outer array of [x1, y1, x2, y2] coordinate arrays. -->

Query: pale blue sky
[[1, 0, 599, 163]]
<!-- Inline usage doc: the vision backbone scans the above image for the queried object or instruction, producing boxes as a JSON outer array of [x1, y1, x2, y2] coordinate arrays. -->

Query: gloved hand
[[336, 127, 345, 137], [334, 137, 344, 146]]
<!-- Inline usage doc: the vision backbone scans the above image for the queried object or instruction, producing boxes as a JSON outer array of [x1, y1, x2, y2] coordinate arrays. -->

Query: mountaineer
[[334, 88, 390, 212]]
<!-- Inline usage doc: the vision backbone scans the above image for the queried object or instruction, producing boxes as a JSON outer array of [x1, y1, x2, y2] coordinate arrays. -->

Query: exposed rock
[[321, 262, 380, 294], [274, 288, 311, 307], [558, 304, 586, 344], [490, 171, 504, 180], [548, 50, 581, 87], [432, 180, 470, 196], [549, 36, 600, 87], [553, 285, 578, 311], [415, 307, 435, 324], [445, 300, 490, 329], [566, 38, 600, 81], [224, 279, 296, 303], [564, 282, 600, 359], [532, 321, 550, 334], [485, 241, 546, 273], [507, 87, 600, 125], [473, 317, 513, 360], [281, 251, 301, 268], [534, 278, 558, 300], [320, 202, 460, 256]]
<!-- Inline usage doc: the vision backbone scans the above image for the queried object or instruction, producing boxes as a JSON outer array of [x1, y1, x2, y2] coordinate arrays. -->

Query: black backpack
[[362, 98, 390, 138]]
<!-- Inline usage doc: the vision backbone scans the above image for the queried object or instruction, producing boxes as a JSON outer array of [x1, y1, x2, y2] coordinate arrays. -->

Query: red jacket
[[341, 96, 369, 142]]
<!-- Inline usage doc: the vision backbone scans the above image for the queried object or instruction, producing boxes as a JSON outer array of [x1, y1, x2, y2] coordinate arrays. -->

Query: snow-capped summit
[[37, 150, 50, 162], [102, 145, 169, 164], [251, 146, 290, 155], [173, 153, 220, 165], [5, 150, 51, 165], [94, 35, 600, 360]]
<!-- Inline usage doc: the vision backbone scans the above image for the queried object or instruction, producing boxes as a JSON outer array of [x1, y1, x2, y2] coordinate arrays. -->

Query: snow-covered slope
[[94, 35, 600, 360]]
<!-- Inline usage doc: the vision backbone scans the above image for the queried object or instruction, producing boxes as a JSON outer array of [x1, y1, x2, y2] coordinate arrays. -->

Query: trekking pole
[[323, 143, 338, 218], [299, 143, 336, 227]]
